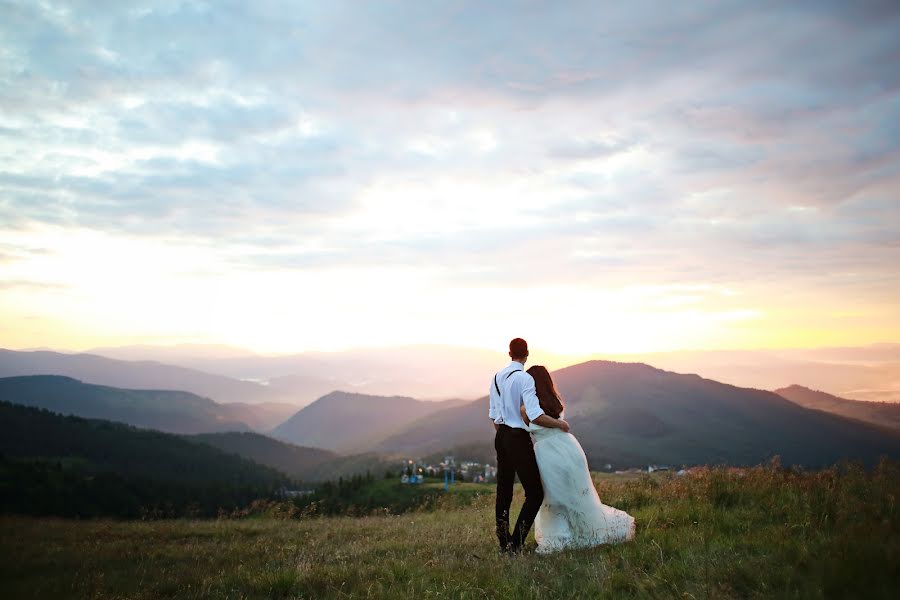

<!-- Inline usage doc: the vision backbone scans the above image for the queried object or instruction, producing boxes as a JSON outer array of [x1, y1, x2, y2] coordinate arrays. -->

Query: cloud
[[0, 0, 898, 297]]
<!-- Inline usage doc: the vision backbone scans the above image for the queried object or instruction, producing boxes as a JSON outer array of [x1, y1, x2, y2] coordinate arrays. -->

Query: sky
[[1, 1, 899, 356]]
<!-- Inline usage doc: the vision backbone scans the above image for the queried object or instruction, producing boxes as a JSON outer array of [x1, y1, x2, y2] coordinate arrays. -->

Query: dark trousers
[[494, 424, 544, 551]]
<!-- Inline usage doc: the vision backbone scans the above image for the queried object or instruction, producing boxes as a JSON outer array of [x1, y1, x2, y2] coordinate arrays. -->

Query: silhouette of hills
[[30, 343, 900, 406], [0, 401, 287, 486], [0, 401, 289, 518], [85, 344, 505, 401], [372, 361, 900, 468], [189, 432, 395, 482], [0, 375, 254, 435], [0, 376, 384, 486], [271, 391, 466, 452], [187, 432, 338, 481], [209, 401, 299, 432], [0, 347, 490, 409], [775, 385, 900, 431], [0, 349, 296, 405], [627, 349, 900, 402], [86, 343, 258, 362], [6, 353, 899, 475]]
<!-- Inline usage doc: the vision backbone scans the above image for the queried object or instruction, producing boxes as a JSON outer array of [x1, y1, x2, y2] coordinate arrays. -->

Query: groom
[[490, 338, 570, 553]]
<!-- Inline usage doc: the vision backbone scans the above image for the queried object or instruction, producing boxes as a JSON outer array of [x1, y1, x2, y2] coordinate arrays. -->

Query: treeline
[[0, 402, 485, 519], [0, 456, 286, 518], [0, 401, 291, 518]]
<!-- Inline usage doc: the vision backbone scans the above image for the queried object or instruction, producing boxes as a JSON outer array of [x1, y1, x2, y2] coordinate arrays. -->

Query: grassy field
[[1, 461, 898, 599]]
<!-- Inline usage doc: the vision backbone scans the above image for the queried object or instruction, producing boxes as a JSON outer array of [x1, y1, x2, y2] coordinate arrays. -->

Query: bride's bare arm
[[522, 403, 570, 431], [533, 413, 570, 432]]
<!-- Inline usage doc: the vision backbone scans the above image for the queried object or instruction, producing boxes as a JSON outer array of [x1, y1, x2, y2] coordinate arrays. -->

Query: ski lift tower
[[444, 455, 455, 490]]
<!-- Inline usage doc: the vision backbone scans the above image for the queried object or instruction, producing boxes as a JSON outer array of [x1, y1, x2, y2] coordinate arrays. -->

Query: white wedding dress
[[530, 418, 636, 553]]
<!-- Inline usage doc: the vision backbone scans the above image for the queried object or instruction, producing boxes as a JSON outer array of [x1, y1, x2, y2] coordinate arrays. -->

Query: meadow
[[1, 460, 898, 600]]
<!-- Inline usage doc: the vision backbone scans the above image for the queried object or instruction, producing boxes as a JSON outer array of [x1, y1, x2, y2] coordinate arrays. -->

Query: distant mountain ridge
[[775, 385, 900, 431], [0, 375, 387, 484], [89, 342, 900, 402], [0, 347, 487, 409], [271, 391, 466, 452], [370, 361, 900, 469], [625, 349, 900, 402], [86, 343, 258, 361], [0, 349, 292, 405], [6, 348, 900, 473], [206, 401, 299, 432], [0, 375, 254, 435], [84, 344, 506, 400]]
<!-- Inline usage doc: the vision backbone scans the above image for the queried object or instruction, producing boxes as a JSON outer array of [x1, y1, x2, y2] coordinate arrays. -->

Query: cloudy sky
[[1, 0, 899, 355]]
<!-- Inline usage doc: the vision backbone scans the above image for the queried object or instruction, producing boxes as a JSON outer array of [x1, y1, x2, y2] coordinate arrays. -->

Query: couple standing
[[489, 338, 636, 554]]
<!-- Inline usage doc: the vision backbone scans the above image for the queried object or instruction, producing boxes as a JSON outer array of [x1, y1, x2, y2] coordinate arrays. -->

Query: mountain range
[[0, 349, 293, 405], [366, 361, 900, 468], [0, 376, 405, 482], [3, 347, 900, 475], [84, 342, 900, 402], [613, 347, 900, 402], [14, 343, 900, 407], [85, 344, 505, 400], [0, 375, 296, 434], [0, 347, 493, 407], [774, 385, 900, 431], [271, 391, 466, 452]]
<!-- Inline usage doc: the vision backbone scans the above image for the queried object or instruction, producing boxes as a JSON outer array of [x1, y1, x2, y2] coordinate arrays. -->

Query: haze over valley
[[3, 343, 899, 484]]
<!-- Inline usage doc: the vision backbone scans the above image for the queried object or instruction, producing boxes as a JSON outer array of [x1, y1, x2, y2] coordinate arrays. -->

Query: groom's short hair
[[509, 338, 528, 359]]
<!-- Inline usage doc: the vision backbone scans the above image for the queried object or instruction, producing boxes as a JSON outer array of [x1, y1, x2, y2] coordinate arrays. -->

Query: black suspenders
[[493, 369, 521, 424], [494, 369, 520, 395]]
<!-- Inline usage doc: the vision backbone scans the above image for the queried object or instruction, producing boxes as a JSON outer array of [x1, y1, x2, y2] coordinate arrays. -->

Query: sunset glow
[[1, 2, 898, 356]]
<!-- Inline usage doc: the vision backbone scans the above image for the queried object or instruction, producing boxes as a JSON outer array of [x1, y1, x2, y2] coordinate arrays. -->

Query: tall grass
[[1, 459, 897, 599]]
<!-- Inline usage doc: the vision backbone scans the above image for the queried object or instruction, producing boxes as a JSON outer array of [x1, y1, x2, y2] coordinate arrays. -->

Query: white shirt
[[488, 361, 544, 430]]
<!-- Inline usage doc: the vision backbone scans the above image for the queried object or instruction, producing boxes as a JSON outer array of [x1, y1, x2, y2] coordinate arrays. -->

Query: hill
[[0, 375, 254, 434], [629, 349, 900, 402], [85, 343, 258, 362], [210, 401, 299, 432], [374, 361, 900, 468], [87, 344, 505, 401], [775, 385, 900, 431], [373, 397, 490, 456], [187, 432, 338, 481], [271, 391, 465, 452], [0, 349, 295, 406], [0, 401, 290, 518]]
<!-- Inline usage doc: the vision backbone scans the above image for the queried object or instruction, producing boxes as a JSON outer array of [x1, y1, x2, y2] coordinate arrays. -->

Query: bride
[[520, 365, 636, 553]]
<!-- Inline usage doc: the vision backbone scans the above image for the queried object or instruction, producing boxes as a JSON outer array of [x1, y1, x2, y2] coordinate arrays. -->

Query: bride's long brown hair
[[526, 365, 565, 419]]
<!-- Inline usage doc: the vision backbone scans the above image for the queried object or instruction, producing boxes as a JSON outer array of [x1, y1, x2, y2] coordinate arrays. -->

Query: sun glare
[[2, 222, 897, 355]]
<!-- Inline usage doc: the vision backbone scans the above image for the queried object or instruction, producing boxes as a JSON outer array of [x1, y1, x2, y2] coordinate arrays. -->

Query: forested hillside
[[0, 402, 290, 518]]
